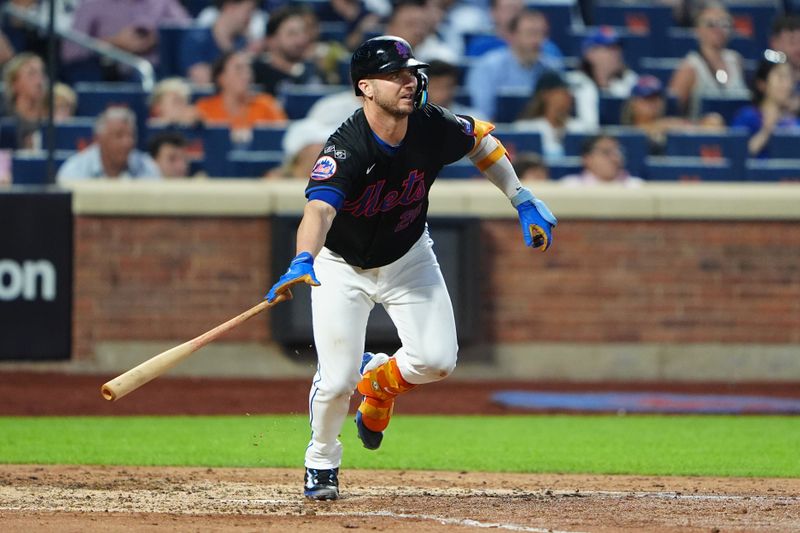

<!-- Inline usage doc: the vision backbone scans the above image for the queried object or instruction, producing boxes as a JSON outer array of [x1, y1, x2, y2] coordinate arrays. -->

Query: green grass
[[1, 415, 798, 477]]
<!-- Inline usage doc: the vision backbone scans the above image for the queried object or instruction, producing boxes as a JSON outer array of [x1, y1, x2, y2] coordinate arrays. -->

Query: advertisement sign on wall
[[0, 191, 72, 360]]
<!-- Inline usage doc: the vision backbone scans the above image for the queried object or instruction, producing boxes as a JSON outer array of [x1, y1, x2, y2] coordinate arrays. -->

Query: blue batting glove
[[265, 252, 321, 303], [511, 188, 557, 251]]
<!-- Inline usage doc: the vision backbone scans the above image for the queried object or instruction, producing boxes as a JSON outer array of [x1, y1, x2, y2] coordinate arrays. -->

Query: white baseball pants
[[304, 229, 458, 469]]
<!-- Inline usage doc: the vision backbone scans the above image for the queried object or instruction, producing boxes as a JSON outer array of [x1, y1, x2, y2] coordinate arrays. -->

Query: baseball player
[[266, 36, 557, 501]]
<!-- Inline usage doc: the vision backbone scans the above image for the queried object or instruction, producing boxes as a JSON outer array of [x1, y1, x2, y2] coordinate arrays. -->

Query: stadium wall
[[66, 180, 800, 382]]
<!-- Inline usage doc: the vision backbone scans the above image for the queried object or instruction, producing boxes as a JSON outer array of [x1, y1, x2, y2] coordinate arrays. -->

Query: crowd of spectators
[[0, 0, 799, 185]]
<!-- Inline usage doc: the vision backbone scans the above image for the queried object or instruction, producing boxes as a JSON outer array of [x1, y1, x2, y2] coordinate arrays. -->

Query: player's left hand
[[266, 252, 321, 303], [512, 188, 557, 251]]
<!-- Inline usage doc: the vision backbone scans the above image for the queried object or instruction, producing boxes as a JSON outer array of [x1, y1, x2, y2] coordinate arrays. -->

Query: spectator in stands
[[383, 0, 458, 64], [429, 0, 488, 57], [621, 75, 724, 153], [196, 51, 287, 142], [148, 131, 190, 178], [195, 0, 267, 51], [148, 77, 200, 126], [466, 9, 564, 121], [53, 82, 78, 122], [179, 0, 257, 85], [514, 70, 593, 163], [464, 0, 563, 62], [266, 117, 333, 179], [425, 60, 483, 118], [57, 106, 161, 181], [305, 88, 362, 128], [61, 0, 190, 82], [566, 26, 638, 129], [560, 134, 644, 187], [2, 52, 46, 149], [668, 1, 748, 118], [0, 30, 14, 66], [769, 15, 800, 113], [252, 5, 323, 95], [513, 152, 550, 182], [732, 50, 800, 159]]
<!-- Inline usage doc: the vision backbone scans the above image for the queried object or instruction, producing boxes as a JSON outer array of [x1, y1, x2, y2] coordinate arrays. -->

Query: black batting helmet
[[350, 36, 429, 97]]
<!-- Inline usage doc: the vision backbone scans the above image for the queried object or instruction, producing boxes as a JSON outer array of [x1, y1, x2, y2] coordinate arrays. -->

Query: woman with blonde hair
[[2, 52, 46, 148], [147, 77, 200, 126]]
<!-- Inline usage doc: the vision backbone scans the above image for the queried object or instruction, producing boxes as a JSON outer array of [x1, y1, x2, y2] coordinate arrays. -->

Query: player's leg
[[355, 231, 457, 448], [304, 248, 375, 498]]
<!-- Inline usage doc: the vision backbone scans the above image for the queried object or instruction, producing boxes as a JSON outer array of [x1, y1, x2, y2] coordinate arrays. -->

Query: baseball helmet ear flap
[[414, 71, 428, 110]]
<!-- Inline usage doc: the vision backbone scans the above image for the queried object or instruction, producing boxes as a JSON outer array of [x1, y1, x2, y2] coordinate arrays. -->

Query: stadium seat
[[591, 2, 673, 42], [251, 125, 288, 151], [637, 57, 682, 85], [564, 127, 648, 177], [644, 156, 733, 181], [698, 95, 751, 124], [568, 26, 653, 70], [11, 150, 74, 185], [226, 150, 284, 178], [745, 159, 800, 182], [548, 156, 583, 180], [495, 90, 531, 124], [41, 118, 96, 151], [528, 0, 576, 53], [664, 129, 749, 181], [158, 25, 208, 78], [202, 126, 234, 177], [278, 85, 350, 120], [0, 117, 18, 149], [728, 3, 778, 51], [492, 127, 542, 156], [765, 130, 800, 158], [439, 158, 480, 179]]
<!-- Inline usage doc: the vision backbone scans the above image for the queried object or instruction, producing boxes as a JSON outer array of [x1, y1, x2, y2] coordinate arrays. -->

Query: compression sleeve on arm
[[468, 133, 523, 200]]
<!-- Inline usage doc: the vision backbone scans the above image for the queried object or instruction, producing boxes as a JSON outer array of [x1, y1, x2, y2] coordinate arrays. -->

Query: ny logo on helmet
[[394, 41, 410, 58]]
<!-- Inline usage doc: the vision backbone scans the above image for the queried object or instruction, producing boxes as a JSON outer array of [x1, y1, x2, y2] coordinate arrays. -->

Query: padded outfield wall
[[49, 180, 800, 382]]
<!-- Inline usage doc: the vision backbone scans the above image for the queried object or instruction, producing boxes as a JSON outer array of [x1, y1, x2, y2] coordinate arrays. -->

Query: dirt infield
[[2, 465, 799, 532], [2, 371, 800, 531]]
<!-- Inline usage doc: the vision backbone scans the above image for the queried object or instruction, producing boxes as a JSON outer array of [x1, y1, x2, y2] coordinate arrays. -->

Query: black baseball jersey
[[305, 104, 477, 269]]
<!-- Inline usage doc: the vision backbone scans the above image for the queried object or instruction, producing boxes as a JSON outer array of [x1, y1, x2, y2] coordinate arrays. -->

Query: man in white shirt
[[57, 106, 161, 182]]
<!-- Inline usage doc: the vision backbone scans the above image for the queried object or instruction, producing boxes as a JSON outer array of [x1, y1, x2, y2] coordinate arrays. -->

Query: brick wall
[[482, 220, 800, 344], [73, 217, 272, 360], [73, 216, 800, 359]]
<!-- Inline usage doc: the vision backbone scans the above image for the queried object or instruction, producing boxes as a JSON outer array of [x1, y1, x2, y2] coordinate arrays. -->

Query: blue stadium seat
[[251, 125, 288, 151], [0, 117, 18, 149], [528, 0, 576, 53], [12, 150, 74, 185], [439, 159, 479, 179], [495, 90, 530, 124], [698, 95, 751, 124], [158, 25, 208, 78], [591, 2, 673, 42], [664, 129, 749, 180], [637, 57, 682, 85], [745, 159, 800, 182], [278, 85, 350, 120], [493, 126, 542, 155], [548, 156, 583, 180], [568, 26, 653, 70], [728, 3, 778, 51], [564, 127, 648, 177], [75, 82, 148, 119], [644, 156, 734, 181], [226, 150, 284, 178], [202, 126, 234, 177], [41, 118, 96, 151], [765, 130, 800, 158], [662, 27, 757, 60]]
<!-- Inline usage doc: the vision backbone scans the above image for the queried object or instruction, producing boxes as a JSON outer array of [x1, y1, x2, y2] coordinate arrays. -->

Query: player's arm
[[467, 118, 557, 251], [266, 200, 337, 303]]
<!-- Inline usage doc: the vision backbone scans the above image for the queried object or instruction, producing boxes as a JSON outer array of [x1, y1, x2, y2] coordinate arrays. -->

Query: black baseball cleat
[[304, 467, 339, 500], [355, 410, 383, 450]]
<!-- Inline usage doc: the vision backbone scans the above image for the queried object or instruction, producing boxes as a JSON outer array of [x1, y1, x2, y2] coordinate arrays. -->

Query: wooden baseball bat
[[100, 291, 292, 401]]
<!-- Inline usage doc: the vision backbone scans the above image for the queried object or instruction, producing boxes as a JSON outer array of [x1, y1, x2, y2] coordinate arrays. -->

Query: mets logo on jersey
[[310, 156, 337, 181]]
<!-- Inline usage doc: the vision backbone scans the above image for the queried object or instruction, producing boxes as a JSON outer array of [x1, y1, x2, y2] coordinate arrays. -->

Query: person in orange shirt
[[195, 50, 287, 140]]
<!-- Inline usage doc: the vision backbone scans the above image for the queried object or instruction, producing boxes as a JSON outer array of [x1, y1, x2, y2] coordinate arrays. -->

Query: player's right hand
[[265, 252, 321, 303]]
